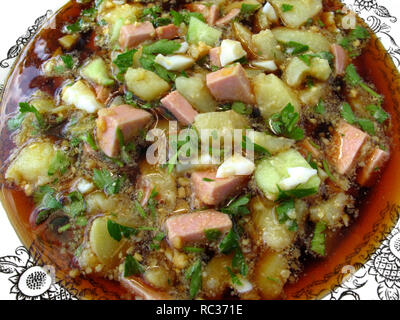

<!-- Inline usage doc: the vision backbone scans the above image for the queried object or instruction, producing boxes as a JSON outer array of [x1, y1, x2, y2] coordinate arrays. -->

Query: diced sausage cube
[[94, 85, 111, 104], [209, 47, 221, 67], [156, 24, 179, 40], [119, 22, 155, 50], [120, 275, 172, 300], [96, 105, 152, 157], [161, 91, 198, 125], [298, 138, 321, 159], [191, 170, 249, 205], [357, 147, 389, 186], [216, 8, 241, 26], [327, 121, 369, 175], [166, 210, 232, 248], [330, 44, 349, 76], [208, 5, 220, 26], [206, 64, 255, 104]]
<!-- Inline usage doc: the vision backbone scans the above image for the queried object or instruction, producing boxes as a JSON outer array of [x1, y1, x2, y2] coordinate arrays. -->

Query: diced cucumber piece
[[255, 149, 320, 200], [187, 17, 222, 46], [81, 58, 114, 86], [110, 18, 124, 44]]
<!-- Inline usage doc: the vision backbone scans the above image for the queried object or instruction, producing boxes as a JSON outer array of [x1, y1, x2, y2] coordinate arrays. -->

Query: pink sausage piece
[[156, 24, 180, 40], [96, 105, 152, 158], [206, 64, 255, 104], [119, 21, 155, 50], [330, 44, 349, 76], [209, 47, 221, 68], [191, 170, 250, 206], [166, 210, 232, 248], [215, 8, 241, 26], [357, 147, 389, 186], [208, 5, 220, 26], [161, 91, 198, 125], [327, 120, 369, 175]]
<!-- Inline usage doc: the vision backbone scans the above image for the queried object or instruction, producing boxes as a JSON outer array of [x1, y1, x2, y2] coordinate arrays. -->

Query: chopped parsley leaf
[[107, 219, 138, 242], [124, 254, 145, 277], [204, 229, 222, 242], [311, 221, 326, 256], [269, 103, 305, 140], [282, 4, 294, 12], [185, 259, 202, 299], [221, 195, 250, 216], [92, 168, 123, 195], [48, 150, 70, 176]]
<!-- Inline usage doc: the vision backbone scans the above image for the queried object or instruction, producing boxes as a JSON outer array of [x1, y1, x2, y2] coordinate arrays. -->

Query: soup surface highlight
[[0, 0, 395, 300]]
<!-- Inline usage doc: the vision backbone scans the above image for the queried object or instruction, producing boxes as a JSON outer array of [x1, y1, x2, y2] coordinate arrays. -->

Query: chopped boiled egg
[[219, 39, 247, 67], [62, 80, 103, 113], [232, 276, 253, 293], [154, 54, 195, 71], [175, 42, 189, 54], [216, 154, 255, 178], [279, 167, 318, 190], [251, 60, 278, 72], [262, 2, 278, 23], [76, 178, 95, 194]]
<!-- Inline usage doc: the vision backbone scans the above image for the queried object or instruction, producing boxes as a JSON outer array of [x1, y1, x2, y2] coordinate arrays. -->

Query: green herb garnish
[[269, 103, 305, 140], [107, 219, 138, 242], [311, 221, 326, 256], [124, 254, 145, 277], [92, 168, 123, 195], [48, 150, 70, 176]]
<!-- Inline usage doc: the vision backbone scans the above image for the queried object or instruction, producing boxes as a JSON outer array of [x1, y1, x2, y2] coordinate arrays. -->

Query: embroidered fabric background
[[0, 0, 399, 300]]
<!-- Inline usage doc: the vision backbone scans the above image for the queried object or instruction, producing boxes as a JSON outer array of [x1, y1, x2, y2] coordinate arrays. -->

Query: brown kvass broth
[[0, 0, 399, 300]]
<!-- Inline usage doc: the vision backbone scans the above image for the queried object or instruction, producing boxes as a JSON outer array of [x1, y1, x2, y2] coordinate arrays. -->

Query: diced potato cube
[[270, 0, 322, 28], [58, 34, 79, 50], [62, 80, 104, 113], [175, 74, 217, 112], [144, 266, 171, 290], [250, 196, 296, 251], [255, 149, 321, 200], [6, 142, 57, 190], [282, 57, 310, 87], [299, 83, 326, 106], [202, 255, 232, 298], [252, 73, 300, 120], [233, 22, 258, 58], [125, 68, 170, 101], [89, 217, 125, 265], [252, 29, 284, 63], [272, 27, 331, 52], [193, 110, 250, 139], [86, 192, 143, 227], [139, 162, 177, 211], [30, 96, 56, 114], [310, 193, 351, 228], [254, 251, 290, 299], [251, 131, 294, 155], [283, 57, 332, 87]]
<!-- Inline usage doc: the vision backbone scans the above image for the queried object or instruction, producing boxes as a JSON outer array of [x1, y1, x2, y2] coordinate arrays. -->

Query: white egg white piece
[[219, 39, 247, 67], [251, 60, 278, 72], [232, 277, 253, 294], [174, 41, 189, 54], [154, 54, 195, 71], [262, 2, 278, 22], [77, 178, 95, 194], [62, 80, 103, 113], [216, 154, 255, 178], [279, 167, 318, 190]]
